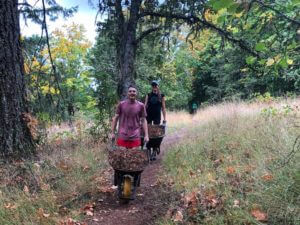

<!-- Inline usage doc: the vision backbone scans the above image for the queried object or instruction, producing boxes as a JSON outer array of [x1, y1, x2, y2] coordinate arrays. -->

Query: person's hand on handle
[[111, 133, 115, 140], [144, 135, 149, 143]]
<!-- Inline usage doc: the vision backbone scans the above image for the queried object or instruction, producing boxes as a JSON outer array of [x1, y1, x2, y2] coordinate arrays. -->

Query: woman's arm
[[144, 94, 148, 108], [162, 96, 166, 122]]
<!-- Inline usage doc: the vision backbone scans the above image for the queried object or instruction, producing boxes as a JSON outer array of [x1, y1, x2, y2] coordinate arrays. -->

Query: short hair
[[128, 84, 137, 90]]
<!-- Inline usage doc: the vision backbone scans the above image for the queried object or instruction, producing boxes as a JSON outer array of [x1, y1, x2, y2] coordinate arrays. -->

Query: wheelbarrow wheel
[[123, 176, 132, 198]]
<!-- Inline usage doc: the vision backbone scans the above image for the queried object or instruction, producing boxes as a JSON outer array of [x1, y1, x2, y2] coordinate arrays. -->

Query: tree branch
[[140, 11, 259, 56], [18, 2, 33, 7], [252, 0, 300, 26], [41, 0, 65, 102], [135, 27, 161, 44]]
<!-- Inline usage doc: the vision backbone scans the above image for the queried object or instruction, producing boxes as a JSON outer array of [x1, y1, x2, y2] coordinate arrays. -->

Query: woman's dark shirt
[[146, 92, 164, 118]]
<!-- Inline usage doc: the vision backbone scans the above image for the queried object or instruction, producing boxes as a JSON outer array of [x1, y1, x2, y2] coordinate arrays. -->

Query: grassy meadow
[[160, 99, 300, 225]]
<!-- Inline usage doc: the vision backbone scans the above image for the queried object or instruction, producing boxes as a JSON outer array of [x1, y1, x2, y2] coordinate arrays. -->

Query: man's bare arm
[[111, 114, 119, 139]]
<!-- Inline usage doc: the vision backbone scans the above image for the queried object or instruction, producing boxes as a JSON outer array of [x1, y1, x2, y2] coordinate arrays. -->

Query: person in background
[[144, 80, 166, 125], [191, 102, 198, 114]]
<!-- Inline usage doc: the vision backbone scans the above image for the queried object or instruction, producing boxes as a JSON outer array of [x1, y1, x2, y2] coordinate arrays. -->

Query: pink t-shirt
[[116, 100, 147, 140]]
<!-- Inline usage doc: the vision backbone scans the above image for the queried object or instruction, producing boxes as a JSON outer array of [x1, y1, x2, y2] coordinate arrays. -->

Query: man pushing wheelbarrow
[[109, 85, 149, 202]]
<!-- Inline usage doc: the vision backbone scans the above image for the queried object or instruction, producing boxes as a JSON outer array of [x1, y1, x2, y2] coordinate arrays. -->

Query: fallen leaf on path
[[24, 185, 29, 194], [233, 200, 240, 208], [82, 166, 90, 172], [41, 183, 50, 191], [43, 213, 50, 218], [37, 208, 50, 218], [82, 202, 95, 216], [261, 174, 273, 181], [251, 209, 268, 222], [98, 186, 114, 193], [59, 218, 75, 225], [213, 159, 223, 167], [4, 203, 17, 209], [189, 170, 196, 177], [172, 210, 183, 222], [56, 160, 70, 171], [83, 203, 95, 211], [59, 218, 87, 225], [183, 191, 198, 208], [226, 166, 236, 175], [129, 208, 139, 213], [85, 210, 94, 216], [150, 183, 158, 187]]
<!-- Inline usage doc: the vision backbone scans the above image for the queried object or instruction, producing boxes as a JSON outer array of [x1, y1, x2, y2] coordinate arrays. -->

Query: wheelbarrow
[[146, 125, 165, 161], [108, 139, 148, 203]]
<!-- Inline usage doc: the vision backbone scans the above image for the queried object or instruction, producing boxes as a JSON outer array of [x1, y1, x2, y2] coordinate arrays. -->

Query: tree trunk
[[116, 0, 141, 100], [0, 0, 35, 158], [117, 31, 137, 99]]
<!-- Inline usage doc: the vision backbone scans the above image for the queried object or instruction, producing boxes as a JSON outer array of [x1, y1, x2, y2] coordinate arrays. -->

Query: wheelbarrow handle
[[142, 141, 147, 151], [111, 137, 116, 150]]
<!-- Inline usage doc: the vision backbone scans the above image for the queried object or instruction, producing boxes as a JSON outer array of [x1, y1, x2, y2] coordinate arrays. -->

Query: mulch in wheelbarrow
[[148, 125, 165, 138], [108, 147, 148, 172]]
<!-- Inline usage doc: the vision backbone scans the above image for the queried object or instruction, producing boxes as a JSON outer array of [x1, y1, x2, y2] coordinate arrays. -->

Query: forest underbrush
[[0, 119, 109, 225]]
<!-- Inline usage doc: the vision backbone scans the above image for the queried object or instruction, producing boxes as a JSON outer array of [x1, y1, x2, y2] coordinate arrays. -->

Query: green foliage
[[87, 33, 118, 139], [261, 103, 297, 117], [176, 0, 300, 105], [24, 24, 95, 122]]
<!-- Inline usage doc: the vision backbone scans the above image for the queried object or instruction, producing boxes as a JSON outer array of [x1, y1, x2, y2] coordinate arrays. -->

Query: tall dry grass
[[167, 98, 300, 127], [160, 98, 300, 225]]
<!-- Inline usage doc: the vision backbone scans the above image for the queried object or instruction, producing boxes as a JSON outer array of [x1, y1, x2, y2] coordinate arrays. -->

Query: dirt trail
[[86, 128, 186, 225]]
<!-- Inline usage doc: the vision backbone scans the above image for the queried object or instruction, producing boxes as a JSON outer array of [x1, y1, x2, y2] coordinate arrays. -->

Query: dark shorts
[[146, 115, 161, 125]]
